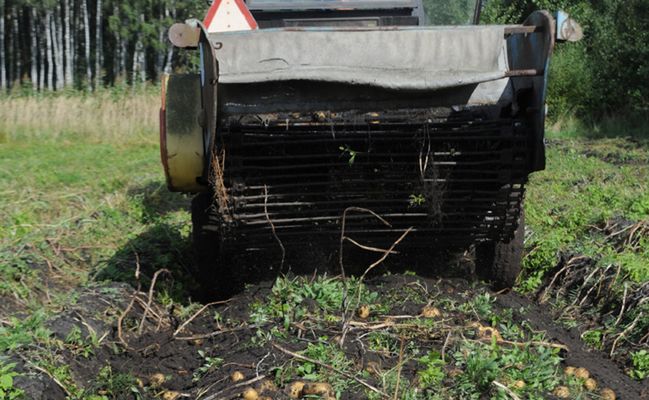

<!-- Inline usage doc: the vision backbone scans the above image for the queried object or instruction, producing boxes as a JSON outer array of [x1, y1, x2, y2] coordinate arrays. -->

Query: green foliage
[[0, 362, 24, 400], [250, 275, 379, 328], [298, 341, 354, 395], [522, 140, 649, 291], [89, 365, 143, 399], [452, 340, 562, 399], [0, 312, 51, 353], [193, 350, 224, 382], [483, 0, 649, 123], [417, 351, 446, 388], [630, 350, 649, 380], [65, 326, 99, 359], [339, 145, 358, 166]]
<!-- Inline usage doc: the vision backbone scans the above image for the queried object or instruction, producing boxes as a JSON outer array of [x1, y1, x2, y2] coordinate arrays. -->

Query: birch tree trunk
[[54, 5, 65, 89], [83, 0, 92, 88], [12, 7, 20, 87], [95, 0, 102, 87], [30, 8, 39, 90], [63, 0, 73, 86], [0, 0, 6, 89], [46, 11, 54, 90]]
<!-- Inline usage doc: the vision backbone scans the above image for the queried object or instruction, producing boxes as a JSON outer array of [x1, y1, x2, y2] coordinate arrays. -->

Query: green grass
[[523, 138, 649, 289]]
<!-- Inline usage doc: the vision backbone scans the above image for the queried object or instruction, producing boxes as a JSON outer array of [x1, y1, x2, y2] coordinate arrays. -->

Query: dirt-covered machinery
[[160, 0, 582, 296]]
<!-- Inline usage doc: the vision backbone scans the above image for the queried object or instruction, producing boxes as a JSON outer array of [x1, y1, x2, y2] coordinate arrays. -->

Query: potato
[[242, 387, 259, 400], [149, 373, 166, 387], [553, 386, 571, 399], [357, 305, 370, 319], [258, 379, 277, 393], [478, 326, 503, 341], [600, 388, 616, 400], [287, 381, 305, 399], [230, 371, 245, 383], [162, 391, 181, 400], [575, 367, 590, 380], [564, 366, 576, 376], [584, 378, 598, 391], [302, 382, 333, 396], [421, 306, 441, 318], [513, 380, 526, 390]]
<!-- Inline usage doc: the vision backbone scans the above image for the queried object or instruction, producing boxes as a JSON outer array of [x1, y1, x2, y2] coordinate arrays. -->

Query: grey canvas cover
[[210, 26, 509, 91]]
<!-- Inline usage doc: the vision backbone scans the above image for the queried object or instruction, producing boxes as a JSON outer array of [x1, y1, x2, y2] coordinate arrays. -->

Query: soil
[[14, 274, 648, 400]]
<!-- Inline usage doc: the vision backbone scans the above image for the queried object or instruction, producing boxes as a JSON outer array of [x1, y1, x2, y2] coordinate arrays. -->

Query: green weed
[[193, 350, 224, 382], [630, 350, 649, 380], [417, 350, 446, 388], [0, 362, 24, 400]]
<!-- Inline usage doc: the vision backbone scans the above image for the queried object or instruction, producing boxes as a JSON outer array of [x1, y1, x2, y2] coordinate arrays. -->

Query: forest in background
[[0, 0, 648, 123]]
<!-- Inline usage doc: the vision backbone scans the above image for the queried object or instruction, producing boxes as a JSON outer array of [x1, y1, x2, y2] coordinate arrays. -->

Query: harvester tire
[[475, 209, 525, 289], [192, 193, 232, 300]]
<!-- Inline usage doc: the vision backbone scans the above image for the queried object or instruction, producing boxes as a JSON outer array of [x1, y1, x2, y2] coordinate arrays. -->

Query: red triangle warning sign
[[204, 0, 258, 33]]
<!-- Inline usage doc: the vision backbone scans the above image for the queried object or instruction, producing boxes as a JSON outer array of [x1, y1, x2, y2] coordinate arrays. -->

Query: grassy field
[[0, 94, 648, 398]]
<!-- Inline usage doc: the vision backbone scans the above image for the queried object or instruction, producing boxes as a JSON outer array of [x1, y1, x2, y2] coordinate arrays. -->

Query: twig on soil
[[614, 282, 629, 326], [611, 311, 644, 357], [175, 324, 265, 341], [272, 342, 389, 398], [441, 330, 452, 361], [201, 375, 267, 400], [539, 256, 587, 304], [472, 338, 568, 351], [117, 253, 143, 349], [173, 299, 230, 336], [117, 294, 137, 349], [393, 337, 405, 400], [18, 354, 72, 397], [493, 381, 522, 400], [264, 185, 286, 271], [138, 268, 170, 335]]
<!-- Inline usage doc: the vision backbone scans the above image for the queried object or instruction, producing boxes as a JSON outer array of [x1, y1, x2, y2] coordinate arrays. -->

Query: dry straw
[[0, 90, 159, 144]]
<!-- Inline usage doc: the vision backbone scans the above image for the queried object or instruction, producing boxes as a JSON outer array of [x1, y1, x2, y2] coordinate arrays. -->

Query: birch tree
[[0, 0, 6, 89], [94, 0, 102, 87], [83, 0, 92, 87], [63, 0, 73, 86]]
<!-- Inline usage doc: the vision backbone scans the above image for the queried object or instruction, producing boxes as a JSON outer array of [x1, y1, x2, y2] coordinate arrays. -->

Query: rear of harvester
[[160, 0, 579, 297]]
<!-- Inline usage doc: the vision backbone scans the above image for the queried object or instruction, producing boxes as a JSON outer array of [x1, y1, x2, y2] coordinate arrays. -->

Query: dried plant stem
[[264, 185, 286, 271], [174, 300, 230, 336], [137, 269, 170, 335]]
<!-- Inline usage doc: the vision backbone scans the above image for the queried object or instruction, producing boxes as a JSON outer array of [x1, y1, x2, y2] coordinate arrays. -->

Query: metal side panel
[[160, 74, 207, 193]]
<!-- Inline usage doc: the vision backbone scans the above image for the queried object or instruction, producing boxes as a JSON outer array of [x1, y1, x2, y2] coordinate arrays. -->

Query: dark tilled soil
[[14, 274, 648, 400]]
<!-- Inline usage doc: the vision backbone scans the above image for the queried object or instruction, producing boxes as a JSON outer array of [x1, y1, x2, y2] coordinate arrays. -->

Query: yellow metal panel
[[160, 73, 207, 193]]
